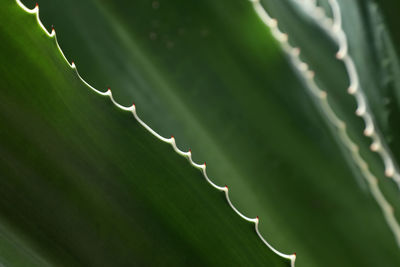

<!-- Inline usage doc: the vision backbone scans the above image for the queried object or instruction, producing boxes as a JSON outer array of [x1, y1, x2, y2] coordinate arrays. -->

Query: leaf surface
[[5, 0, 400, 266], [0, 2, 292, 266]]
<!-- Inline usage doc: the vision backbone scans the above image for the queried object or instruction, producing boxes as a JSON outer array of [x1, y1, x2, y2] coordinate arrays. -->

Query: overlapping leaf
[[11, 0, 400, 266]]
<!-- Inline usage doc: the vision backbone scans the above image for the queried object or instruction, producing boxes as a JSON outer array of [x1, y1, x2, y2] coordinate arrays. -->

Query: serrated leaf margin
[[12, 0, 297, 265], [249, 0, 400, 247]]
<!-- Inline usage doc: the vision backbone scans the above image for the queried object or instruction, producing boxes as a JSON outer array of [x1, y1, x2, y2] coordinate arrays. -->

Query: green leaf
[[3, 0, 400, 266], [0, 2, 293, 266], [260, 0, 400, 172]]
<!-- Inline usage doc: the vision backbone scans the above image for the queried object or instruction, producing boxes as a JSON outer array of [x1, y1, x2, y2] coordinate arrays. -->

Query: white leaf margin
[[249, 0, 400, 247], [13, 0, 297, 266], [291, 0, 400, 184]]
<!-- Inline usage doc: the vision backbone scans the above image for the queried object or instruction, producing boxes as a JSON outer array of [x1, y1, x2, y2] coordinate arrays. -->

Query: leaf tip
[[385, 168, 394, 178], [292, 47, 300, 56], [363, 127, 373, 137], [370, 142, 380, 152], [336, 50, 345, 59], [347, 85, 357, 95], [281, 33, 288, 42]]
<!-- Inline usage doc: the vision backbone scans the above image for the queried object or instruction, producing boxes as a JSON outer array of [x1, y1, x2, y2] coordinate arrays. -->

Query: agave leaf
[[8, 0, 400, 266], [0, 2, 293, 266], [255, 0, 400, 252], [260, 0, 400, 176]]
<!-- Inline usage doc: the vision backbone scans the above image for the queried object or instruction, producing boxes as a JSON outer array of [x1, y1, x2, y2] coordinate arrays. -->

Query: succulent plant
[[1, 0, 400, 266]]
